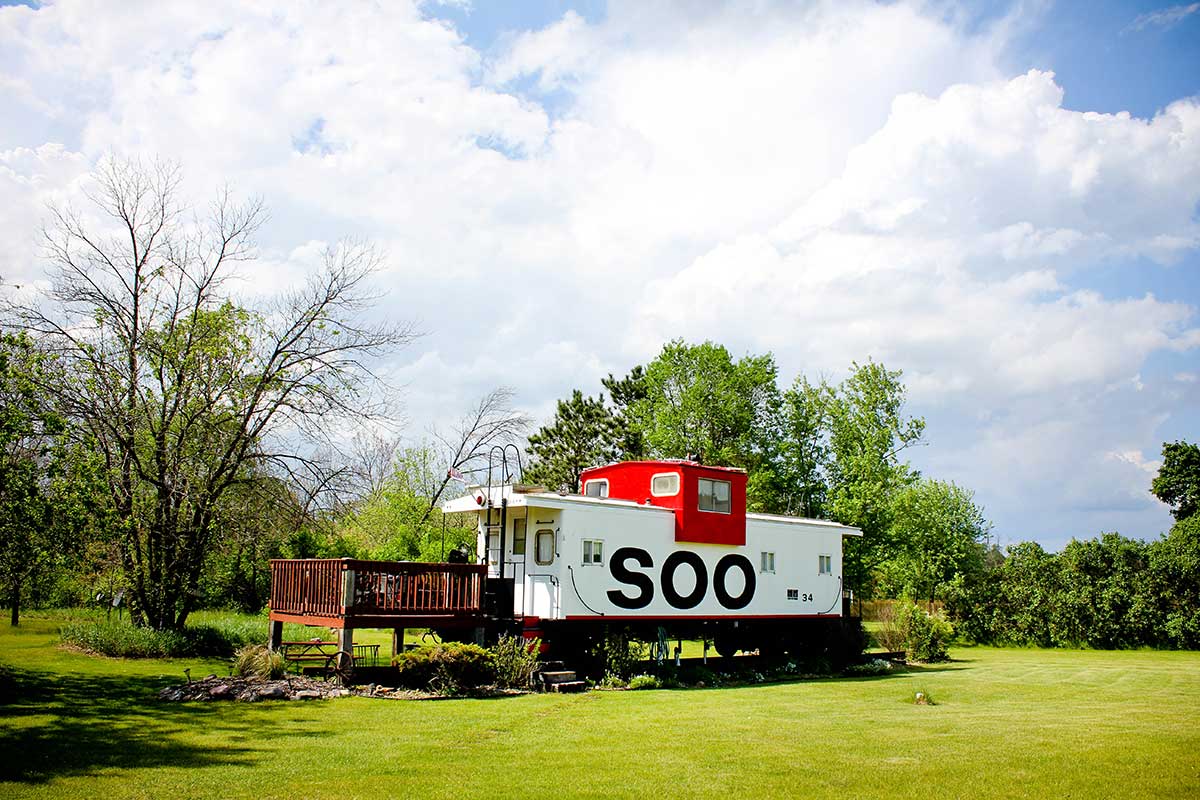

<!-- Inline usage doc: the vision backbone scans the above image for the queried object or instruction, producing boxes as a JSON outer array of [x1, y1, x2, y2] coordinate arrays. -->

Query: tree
[[623, 340, 781, 509], [525, 390, 623, 492], [822, 361, 925, 596], [881, 479, 989, 605], [0, 333, 100, 624], [1146, 515, 1200, 648], [601, 366, 648, 459], [777, 376, 834, 517], [1152, 440, 1200, 521], [425, 387, 530, 518], [8, 158, 415, 630]]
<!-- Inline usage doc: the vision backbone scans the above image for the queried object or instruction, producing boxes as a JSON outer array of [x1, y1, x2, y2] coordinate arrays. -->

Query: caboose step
[[540, 670, 578, 685], [547, 680, 587, 693]]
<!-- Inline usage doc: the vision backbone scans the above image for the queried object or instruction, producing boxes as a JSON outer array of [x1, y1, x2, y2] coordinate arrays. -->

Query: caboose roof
[[442, 485, 862, 535]]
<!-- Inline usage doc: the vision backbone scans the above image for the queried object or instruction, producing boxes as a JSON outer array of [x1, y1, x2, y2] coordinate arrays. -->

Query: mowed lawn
[[2, 615, 1199, 799]]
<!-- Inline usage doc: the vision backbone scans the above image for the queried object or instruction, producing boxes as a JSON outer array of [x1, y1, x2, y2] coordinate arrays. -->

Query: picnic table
[[278, 640, 381, 682]]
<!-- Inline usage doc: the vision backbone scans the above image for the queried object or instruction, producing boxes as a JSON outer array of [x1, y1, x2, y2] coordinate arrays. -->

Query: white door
[[530, 575, 558, 618]]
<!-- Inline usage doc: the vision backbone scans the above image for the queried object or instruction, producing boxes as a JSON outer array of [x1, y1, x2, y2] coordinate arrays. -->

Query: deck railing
[[270, 558, 347, 617], [269, 558, 485, 621]]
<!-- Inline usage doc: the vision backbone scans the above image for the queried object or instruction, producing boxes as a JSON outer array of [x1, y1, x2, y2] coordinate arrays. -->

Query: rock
[[295, 690, 322, 700], [258, 684, 287, 700], [209, 684, 232, 699], [205, 674, 217, 681], [331, 688, 350, 698]]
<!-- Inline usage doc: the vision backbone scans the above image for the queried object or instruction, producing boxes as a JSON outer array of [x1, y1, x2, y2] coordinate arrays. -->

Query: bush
[[873, 602, 907, 652], [60, 614, 265, 658], [394, 642, 495, 695], [628, 674, 661, 690], [845, 658, 894, 677], [898, 602, 953, 662], [491, 634, 541, 689], [61, 622, 190, 658], [596, 672, 628, 689], [232, 644, 286, 680], [602, 628, 648, 680]]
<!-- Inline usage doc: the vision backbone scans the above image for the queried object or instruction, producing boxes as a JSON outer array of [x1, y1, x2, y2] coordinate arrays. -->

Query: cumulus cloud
[[0, 0, 1194, 545]]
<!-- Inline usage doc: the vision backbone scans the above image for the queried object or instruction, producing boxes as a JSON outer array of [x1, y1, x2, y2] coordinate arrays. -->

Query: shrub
[[628, 674, 661, 690], [596, 672, 628, 689], [491, 634, 541, 689], [60, 614, 268, 658], [232, 644, 286, 680], [898, 602, 953, 662], [61, 622, 190, 658], [845, 658, 893, 677], [873, 602, 907, 652], [394, 642, 495, 695], [602, 628, 648, 680]]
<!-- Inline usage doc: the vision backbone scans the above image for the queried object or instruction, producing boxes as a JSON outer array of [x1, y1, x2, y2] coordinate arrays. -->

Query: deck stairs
[[535, 660, 587, 693]]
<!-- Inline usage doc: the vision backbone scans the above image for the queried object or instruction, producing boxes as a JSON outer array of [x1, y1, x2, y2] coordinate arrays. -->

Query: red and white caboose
[[442, 460, 863, 660]]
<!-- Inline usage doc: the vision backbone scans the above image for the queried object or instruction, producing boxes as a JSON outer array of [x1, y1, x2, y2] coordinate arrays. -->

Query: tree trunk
[[10, 577, 20, 627]]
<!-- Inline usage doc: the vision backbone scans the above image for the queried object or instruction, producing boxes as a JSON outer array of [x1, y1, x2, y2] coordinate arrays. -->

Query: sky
[[1, 0, 1197, 550]]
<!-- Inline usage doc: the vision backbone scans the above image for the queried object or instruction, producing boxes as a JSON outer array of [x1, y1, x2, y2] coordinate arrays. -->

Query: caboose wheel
[[714, 633, 739, 658], [324, 650, 355, 685]]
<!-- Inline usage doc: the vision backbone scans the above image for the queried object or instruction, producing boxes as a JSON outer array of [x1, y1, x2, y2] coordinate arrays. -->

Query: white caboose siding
[[444, 488, 859, 622]]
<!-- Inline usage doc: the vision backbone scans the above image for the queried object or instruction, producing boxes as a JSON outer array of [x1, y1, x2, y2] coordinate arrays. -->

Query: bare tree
[[420, 387, 530, 525], [6, 157, 416, 630]]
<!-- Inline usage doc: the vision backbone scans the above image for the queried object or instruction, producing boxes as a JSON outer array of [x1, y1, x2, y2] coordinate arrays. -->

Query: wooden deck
[[268, 558, 486, 630]]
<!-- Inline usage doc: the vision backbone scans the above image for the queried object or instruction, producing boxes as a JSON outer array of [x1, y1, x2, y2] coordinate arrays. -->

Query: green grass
[[2, 611, 1199, 799]]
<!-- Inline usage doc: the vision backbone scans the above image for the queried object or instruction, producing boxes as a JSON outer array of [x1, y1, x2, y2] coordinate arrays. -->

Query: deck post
[[392, 628, 404, 658], [269, 619, 283, 651], [338, 626, 354, 654]]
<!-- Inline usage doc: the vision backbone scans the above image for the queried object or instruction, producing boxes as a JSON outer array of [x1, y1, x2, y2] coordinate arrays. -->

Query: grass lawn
[[2, 612, 1199, 799]]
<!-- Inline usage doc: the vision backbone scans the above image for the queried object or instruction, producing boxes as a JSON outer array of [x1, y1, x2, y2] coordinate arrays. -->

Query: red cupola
[[578, 460, 747, 546]]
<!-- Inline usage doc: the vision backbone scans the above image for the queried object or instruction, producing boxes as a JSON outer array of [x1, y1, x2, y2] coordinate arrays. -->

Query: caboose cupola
[[578, 460, 748, 546]]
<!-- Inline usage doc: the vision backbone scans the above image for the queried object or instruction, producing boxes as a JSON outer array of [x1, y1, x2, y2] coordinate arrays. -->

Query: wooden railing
[[347, 560, 484, 614], [270, 559, 347, 617], [269, 559, 485, 621]]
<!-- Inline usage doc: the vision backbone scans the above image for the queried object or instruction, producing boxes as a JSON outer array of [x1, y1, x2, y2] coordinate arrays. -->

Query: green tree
[[822, 361, 925, 596], [1151, 440, 1200, 521], [341, 444, 476, 562], [601, 366, 648, 459], [881, 479, 989, 606], [0, 333, 102, 624], [777, 376, 834, 517], [11, 158, 414, 630], [1146, 515, 1200, 648], [624, 340, 781, 509], [525, 390, 623, 492]]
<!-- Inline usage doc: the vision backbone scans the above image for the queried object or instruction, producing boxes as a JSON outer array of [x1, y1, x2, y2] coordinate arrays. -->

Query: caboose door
[[530, 575, 558, 618]]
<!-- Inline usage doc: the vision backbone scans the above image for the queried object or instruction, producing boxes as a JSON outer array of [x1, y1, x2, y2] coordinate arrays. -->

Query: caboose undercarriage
[[268, 558, 863, 680]]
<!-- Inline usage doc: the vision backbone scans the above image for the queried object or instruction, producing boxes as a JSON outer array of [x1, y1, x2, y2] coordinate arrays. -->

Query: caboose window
[[818, 554, 832, 575], [698, 478, 731, 513], [584, 479, 609, 498], [760, 552, 775, 573], [512, 518, 527, 556], [651, 473, 680, 497], [535, 529, 555, 565], [582, 539, 604, 565]]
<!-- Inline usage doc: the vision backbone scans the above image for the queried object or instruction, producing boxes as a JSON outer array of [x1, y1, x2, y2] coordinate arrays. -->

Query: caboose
[[268, 459, 864, 674], [440, 460, 863, 662]]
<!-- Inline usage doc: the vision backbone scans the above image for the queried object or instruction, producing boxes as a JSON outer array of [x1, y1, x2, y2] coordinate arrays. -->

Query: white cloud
[[0, 0, 1194, 545], [1126, 3, 1200, 33]]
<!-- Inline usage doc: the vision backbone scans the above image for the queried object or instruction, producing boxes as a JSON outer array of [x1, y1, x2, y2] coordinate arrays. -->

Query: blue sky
[[1, 0, 1197, 549]]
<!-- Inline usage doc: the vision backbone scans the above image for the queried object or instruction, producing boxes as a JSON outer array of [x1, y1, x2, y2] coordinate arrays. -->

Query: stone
[[209, 684, 232, 699], [295, 690, 322, 700], [258, 684, 287, 700]]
